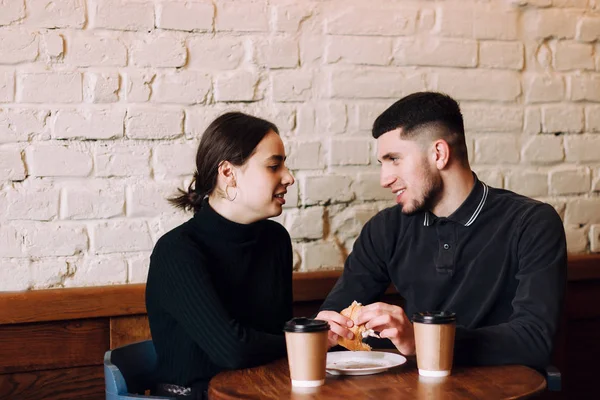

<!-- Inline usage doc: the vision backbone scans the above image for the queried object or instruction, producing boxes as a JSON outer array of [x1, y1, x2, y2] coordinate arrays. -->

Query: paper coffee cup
[[412, 311, 456, 377], [283, 318, 329, 387]]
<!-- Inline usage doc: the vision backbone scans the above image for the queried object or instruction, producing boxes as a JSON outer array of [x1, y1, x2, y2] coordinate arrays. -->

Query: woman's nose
[[282, 168, 295, 186]]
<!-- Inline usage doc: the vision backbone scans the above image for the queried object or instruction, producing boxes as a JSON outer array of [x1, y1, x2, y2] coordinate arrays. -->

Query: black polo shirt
[[321, 174, 567, 369]]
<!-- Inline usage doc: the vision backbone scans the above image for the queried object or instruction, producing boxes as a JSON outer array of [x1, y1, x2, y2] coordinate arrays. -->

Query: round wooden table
[[208, 356, 546, 399]]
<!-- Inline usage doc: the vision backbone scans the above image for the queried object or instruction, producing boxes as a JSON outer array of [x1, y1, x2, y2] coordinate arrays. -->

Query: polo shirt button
[[443, 243, 450, 250]]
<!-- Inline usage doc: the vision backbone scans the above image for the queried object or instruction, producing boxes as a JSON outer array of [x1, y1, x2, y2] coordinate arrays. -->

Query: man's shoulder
[[486, 185, 561, 221]]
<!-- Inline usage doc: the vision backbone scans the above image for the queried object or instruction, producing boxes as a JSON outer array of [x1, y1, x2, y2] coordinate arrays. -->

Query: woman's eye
[[269, 165, 279, 171]]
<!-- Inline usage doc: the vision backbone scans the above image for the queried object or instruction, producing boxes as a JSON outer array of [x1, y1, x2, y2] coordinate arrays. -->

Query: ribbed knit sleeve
[[150, 236, 287, 370]]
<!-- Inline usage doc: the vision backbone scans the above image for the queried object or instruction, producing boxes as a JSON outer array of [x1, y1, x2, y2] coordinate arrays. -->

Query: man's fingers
[[316, 310, 354, 340], [363, 314, 394, 331], [316, 310, 354, 328]]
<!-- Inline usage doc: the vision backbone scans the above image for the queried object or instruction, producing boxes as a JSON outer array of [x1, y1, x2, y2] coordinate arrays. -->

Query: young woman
[[145, 112, 295, 399]]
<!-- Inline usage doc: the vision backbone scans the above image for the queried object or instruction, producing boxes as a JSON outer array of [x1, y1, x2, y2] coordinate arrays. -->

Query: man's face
[[376, 129, 443, 215]]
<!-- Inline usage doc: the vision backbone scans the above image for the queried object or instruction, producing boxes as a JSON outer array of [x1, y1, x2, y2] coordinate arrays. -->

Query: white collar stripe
[[465, 183, 488, 227]]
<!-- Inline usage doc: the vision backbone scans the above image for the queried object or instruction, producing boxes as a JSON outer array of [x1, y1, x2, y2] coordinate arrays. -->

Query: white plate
[[326, 351, 407, 376]]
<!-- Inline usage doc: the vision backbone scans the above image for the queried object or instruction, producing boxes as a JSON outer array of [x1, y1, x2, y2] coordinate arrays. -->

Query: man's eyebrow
[[379, 152, 400, 162]]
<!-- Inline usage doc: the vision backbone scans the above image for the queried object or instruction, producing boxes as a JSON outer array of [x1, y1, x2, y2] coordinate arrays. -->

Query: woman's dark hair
[[169, 112, 279, 212], [372, 92, 469, 164]]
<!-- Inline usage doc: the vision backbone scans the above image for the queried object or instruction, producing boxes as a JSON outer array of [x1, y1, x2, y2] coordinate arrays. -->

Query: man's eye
[[269, 165, 279, 171]]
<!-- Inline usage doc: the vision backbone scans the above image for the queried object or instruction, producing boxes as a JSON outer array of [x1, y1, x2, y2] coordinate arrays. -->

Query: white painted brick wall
[[0, 179, 59, 221], [549, 167, 591, 195], [156, 0, 214, 32], [394, 38, 477, 68], [285, 207, 324, 240], [128, 252, 151, 284], [91, 220, 153, 254], [564, 199, 600, 225], [554, 41, 594, 71], [65, 34, 127, 67], [26, 0, 86, 29], [64, 256, 128, 287], [327, 36, 392, 66], [301, 174, 354, 205], [570, 75, 600, 102], [52, 108, 125, 140], [0, 30, 39, 64], [0, 146, 26, 181], [524, 75, 564, 103], [17, 72, 82, 103], [89, 0, 154, 31], [130, 36, 187, 68], [0, 109, 49, 143], [590, 225, 600, 253], [2, 0, 600, 291], [26, 143, 92, 177], [154, 71, 211, 104], [436, 70, 521, 102], [505, 171, 548, 198], [0, 70, 15, 102], [125, 107, 184, 140], [61, 182, 124, 220], [479, 41, 524, 70], [84, 72, 120, 103], [23, 222, 88, 257], [0, 1, 25, 25], [522, 136, 564, 164], [474, 136, 520, 164]]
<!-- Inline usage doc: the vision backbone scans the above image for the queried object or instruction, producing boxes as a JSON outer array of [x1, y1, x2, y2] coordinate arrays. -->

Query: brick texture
[[1, 0, 599, 290]]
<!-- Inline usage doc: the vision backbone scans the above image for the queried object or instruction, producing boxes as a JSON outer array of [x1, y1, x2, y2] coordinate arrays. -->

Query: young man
[[316, 92, 566, 369]]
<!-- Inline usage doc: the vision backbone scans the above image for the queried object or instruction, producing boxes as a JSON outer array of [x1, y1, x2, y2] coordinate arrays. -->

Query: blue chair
[[104, 340, 174, 400]]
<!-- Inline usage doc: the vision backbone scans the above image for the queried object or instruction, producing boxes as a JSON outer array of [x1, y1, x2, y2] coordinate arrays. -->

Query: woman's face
[[232, 131, 295, 223]]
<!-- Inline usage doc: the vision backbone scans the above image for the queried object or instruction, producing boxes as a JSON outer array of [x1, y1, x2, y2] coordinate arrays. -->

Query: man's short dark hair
[[372, 92, 469, 164]]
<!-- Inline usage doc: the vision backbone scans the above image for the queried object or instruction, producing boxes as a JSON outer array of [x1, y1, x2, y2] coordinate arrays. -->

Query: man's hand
[[355, 302, 415, 355], [315, 310, 354, 349]]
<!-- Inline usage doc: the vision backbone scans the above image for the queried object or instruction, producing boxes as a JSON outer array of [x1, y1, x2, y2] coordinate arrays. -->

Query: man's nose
[[380, 170, 395, 188]]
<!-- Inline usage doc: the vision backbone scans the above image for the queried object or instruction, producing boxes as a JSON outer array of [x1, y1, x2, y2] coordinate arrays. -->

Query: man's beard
[[401, 168, 443, 216]]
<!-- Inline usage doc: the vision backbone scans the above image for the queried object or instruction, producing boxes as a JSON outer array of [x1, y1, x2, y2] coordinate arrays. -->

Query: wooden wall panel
[[0, 285, 146, 325], [0, 366, 104, 400], [110, 315, 151, 349], [0, 319, 109, 374], [0, 255, 597, 400]]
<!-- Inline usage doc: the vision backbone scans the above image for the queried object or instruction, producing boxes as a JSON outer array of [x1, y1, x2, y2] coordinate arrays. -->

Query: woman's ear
[[218, 161, 236, 187], [432, 139, 450, 170]]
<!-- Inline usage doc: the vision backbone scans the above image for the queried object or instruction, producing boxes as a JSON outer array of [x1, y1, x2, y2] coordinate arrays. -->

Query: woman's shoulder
[[152, 219, 204, 259]]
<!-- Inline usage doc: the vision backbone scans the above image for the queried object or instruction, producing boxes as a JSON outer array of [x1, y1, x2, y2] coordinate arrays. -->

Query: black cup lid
[[412, 311, 456, 324], [283, 318, 330, 333]]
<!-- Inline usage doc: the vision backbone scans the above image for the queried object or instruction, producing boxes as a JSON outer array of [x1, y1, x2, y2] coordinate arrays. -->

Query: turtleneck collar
[[191, 198, 261, 243]]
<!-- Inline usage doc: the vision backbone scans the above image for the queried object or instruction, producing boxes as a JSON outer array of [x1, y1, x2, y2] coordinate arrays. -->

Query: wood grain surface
[[208, 357, 546, 400], [0, 366, 104, 400]]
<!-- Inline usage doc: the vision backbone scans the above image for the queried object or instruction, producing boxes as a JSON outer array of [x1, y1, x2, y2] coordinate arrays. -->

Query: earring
[[224, 185, 237, 202]]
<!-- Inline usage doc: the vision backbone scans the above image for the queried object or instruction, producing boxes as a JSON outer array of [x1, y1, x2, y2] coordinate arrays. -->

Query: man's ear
[[218, 161, 236, 187], [432, 139, 450, 170]]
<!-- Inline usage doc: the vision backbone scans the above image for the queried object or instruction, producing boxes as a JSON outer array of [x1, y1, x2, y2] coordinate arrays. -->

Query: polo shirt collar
[[424, 173, 489, 227]]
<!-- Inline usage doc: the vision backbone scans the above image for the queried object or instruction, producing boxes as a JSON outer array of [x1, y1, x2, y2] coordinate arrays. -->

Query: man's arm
[[317, 212, 397, 346], [454, 203, 567, 369], [320, 212, 393, 313]]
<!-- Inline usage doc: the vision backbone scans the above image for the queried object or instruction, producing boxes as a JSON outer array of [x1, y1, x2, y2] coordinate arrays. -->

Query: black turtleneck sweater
[[145, 200, 292, 391]]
